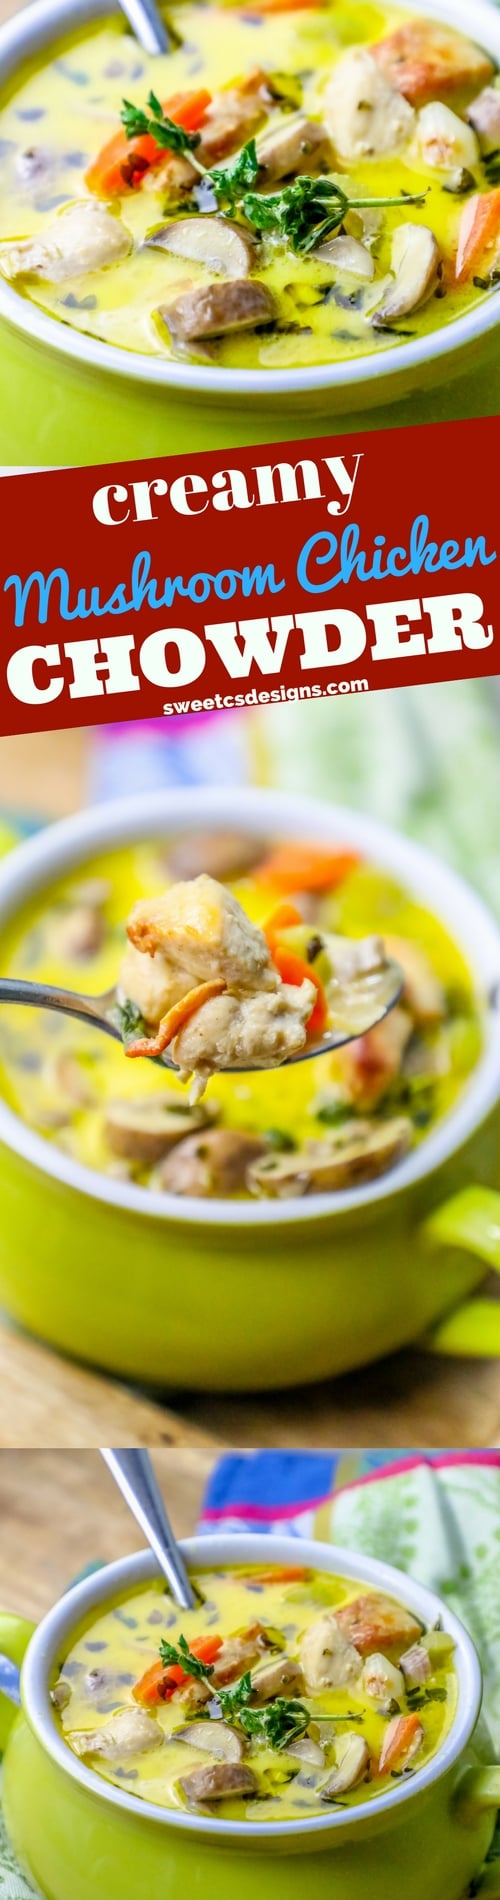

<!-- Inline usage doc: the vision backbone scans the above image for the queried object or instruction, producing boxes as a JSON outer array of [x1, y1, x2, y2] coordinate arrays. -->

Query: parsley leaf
[[113, 997, 147, 1046], [159, 1635, 215, 1682], [406, 1686, 448, 1709], [242, 175, 427, 254], [239, 1697, 311, 1750], [120, 93, 205, 169], [216, 1670, 254, 1719], [209, 139, 260, 211]]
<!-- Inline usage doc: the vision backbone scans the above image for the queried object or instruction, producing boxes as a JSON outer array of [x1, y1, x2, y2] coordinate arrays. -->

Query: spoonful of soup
[[0, 873, 402, 1098]]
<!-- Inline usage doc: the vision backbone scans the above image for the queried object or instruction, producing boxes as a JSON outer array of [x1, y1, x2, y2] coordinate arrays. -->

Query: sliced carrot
[[247, 1565, 312, 1584], [264, 901, 304, 951], [271, 943, 328, 1039], [126, 978, 226, 1059], [256, 844, 360, 895], [245, 0, 319, 11], [85, 89, 211, 197], [455, 188, 500, 282], [377, 1713, 424, 1777], [133, 1633, 223, 1705]]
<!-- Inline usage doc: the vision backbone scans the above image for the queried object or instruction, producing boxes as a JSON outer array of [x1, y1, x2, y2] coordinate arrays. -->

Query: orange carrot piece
[[248, 1565, 312, 1584], [264, 901, 304, 951], [455, 188, 500, 282], [245, 0, 319, 11], [133, 1633, 223, 1705], [85, 89, 211, 197], [271, 944, 328, 1039], [378, 1713, 424, 1776], [126, 978, 226, 1059], [256, 844, 359, 894]]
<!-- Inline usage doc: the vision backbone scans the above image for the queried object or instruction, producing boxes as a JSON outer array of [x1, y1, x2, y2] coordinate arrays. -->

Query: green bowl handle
[[478, 1870, 500, 1897], [454, 1769, 500, 1826], [0, 1613, 35, 1751], [419, 1187, 500, 1356]]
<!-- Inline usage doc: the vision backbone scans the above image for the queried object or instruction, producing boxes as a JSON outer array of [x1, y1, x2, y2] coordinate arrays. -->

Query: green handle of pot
[[419, 1187, 500, 1356], [454, 1768, 500, 1827], [0, 1613, 35, 1751], [478, 1869, 500, 1897]]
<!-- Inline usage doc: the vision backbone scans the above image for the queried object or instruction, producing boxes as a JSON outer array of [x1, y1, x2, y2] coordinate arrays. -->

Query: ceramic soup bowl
[[1, 1535, 500, 1900], [0, 786, 499, 1391]]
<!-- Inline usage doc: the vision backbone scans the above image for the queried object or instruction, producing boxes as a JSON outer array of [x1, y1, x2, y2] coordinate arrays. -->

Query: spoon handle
[[0, 977, 121, 1040], [119, 0, 171, 55], [101, 1449, 197, 1610]]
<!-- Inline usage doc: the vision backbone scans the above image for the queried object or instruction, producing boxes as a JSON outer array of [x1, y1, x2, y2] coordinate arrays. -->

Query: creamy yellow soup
[[55, 1565, 458, 1820], [0, 0, 498, 368], [0, 831, 481, 1200]]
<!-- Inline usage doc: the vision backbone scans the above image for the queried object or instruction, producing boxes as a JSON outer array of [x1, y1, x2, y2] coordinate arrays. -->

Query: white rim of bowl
[[22, 1533, 483, 1840], [0, 0, 499, 397], [0, 786, 499, 1227]]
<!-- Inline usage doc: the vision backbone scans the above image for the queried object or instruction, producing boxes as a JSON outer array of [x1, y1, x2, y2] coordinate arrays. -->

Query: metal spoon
[[119, 0, 172, 56], [0, 959, 402, 1071], [101, 1449, 197, 1609]]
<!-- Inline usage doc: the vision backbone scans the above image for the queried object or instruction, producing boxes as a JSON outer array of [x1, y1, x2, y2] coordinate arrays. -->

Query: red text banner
[[0, 413, 498, 737]]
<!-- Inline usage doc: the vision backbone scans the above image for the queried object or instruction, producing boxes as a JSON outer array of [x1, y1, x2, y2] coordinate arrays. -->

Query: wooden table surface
[[0, 1449, 218, 1621]]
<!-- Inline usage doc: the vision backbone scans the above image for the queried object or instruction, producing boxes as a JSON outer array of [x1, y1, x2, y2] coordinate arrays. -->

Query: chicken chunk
[[257, 114, 331, 181], [169, 983, 315, 1091], [362, 1653, 405, 1703], [335, 1592, 422, 1655], [373, 19, 493, 107], [197, 70, 269, 164], [157, 1126, 270, 1197], [160, 279, 275, 345], [249, 1657, 305, 1703], [413, 100, 479, 172], [324, 48, 415, 162], [399, 1643, 431, 1685], [127, 876, 277, 995], [248, 1116, 412, 1197], [0, 200, 131, 283], [120, 940, 192, 1024], [212, 1624, 268, 1685], [300, 1612, 364, 1691], [179, 1762, 258, 1804], [69, 1708, 162, 1761], [466, 84, 500, 156], [331, 1006, 413, 1110]]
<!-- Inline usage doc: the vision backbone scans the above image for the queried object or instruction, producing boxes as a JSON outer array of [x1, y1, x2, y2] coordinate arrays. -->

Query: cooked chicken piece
[[176, 1679, 212, 1711], [104, 1096, 216, 1163], [158, 1126, 270, 1197], [179, 1762, 258, 1804], [176, 1721, 245, 1761], [321, 1733, 370, 1797], [315, 234, 375, 279], [301, 1612, 363, 1691], [362, 1652, 405, 1703], [336, 1592, 422, 1656], [467, 84, 500, 156], [413, 100, 479, 171], [399, 1643, 431, 1685], [248, 1116, 412, 1198], [119, 940, 192, 1024], [373, 222, 441, 323], [69, 1708, 162, 1760], [160, 279, 275, 345], [324, 48, 415, 162], [257, 114, 331, 181], [0, 200, 131, 282], [50, 1678, 71, 1710], [149, 216, 257, 278], [250, 1657, 305, 1703], [332, 1006, 413, 1110], [212, 1624, 268, 1685], [197, 70, 269, 163], [127, 876, 277, 995], [169, 982, 315, 1091], [52, 901, 105, 961], [373, 19, 493, 106], [167, 831, 266, 882], [383, 936, 445, 1025], [143, 151, 201, 195]]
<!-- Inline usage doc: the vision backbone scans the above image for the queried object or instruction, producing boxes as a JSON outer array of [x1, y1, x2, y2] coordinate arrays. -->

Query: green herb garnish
[[159, 1635, 216, 1682], [209, 138, 260, 211], [406, 1686, 448, 1709], [114, 997, 147, 1045], [238, 1696, 311, 1750], [120, 93, 206, 171]]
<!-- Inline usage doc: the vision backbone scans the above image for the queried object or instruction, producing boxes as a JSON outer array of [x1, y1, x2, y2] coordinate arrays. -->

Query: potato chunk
[[373, 19, 493, 106]]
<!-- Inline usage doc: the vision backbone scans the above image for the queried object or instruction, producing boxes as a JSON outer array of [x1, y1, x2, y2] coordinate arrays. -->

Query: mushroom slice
[[104, 1095, 216, 1163], [147, 216, 256, 279], [257, 114, 331, 181], [372, 223, 441, 325], [167, 831, 266, 882], [179, 1762, 258, 1805], [157, 1126, 269, 1197], [300, 1613, 363, 1692], [324, 48, 415, 162], [399, 1643, 431, 1685], [0, 201, 131, 283], [250, 1657, 305, 1704], [159, 279, 275, 344], [69, 1708, 162, 1761], [336, 1593, 422, 1656], [466, 85, 500, 156], [52, 902, 105, 961], [50, 1677, 71, 1711], [321, 1734, 370, 1798], [315, 235, 375, 279], [412, 101, 479, 173], [362, 1653, 404, 1703], [372, 19, 493, 106], [248, 1116, 412, 1199], [287, 1735, 325, 1767], [383, 936, 445, 1025], [176, 1721, 245, 1762]]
